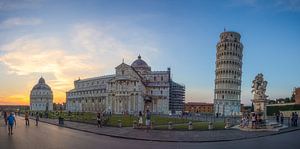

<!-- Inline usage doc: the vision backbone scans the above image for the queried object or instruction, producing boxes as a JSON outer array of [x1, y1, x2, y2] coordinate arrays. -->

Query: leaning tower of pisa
[[214, 31, 243, 116]]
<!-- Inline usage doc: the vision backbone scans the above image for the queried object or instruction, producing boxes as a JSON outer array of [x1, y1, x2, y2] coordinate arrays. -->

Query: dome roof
[[38, 77, 45, 84], [32, 77, 52, 90], [131, 55, 149, 68]]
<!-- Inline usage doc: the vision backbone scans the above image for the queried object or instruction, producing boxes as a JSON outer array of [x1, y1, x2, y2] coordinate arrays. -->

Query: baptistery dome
[[30, 77, 53, 111], [32, 77, 52, 90]]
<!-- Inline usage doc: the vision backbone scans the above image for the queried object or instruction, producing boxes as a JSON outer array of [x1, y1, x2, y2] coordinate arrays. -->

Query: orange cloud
[[0, 23, 160, 105]]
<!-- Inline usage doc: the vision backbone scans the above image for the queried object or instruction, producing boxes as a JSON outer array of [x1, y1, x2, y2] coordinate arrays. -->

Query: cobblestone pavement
[[29, 116, 300, 142]]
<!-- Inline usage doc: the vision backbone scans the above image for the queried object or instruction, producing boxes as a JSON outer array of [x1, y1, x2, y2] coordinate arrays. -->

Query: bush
[[267, 104, 300, 116]]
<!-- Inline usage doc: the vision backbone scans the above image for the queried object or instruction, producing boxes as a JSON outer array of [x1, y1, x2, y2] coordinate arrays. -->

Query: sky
[[0, 0, 299, 106]]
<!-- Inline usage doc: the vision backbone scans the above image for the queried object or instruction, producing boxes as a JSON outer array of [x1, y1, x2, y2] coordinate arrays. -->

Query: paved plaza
[[1, 116, 300, 149]]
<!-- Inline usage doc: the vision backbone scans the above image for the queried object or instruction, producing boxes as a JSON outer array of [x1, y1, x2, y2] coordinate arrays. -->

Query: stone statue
[[251, 73, 268, 119], [251, 73, 268, 100]]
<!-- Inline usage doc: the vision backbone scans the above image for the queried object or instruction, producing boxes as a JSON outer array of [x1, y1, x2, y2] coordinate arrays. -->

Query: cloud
[[0, 23, 160, 104], [228, 0, 300, 12], [275, 0, 300, 11], [0, 36, 98, 90], [0, 0, 42, 11], [0, 17, 42, 29]]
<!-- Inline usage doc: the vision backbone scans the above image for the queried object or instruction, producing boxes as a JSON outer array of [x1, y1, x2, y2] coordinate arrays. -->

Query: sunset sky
[[0, 0, 299, 105]]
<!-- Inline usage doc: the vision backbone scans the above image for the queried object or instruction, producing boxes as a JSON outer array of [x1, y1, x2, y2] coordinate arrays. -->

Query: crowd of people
[[95, 110, 152, 131], [240, 111, 299, 129], [240, 113, 264, 129], [1, 111, 41, 135]]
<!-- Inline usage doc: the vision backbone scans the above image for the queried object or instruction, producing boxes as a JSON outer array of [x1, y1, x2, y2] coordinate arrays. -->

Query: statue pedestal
[[252, 99, 267, 120]]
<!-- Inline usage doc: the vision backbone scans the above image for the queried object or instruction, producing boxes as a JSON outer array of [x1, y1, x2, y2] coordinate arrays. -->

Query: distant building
[[30, 77, 53, 111], [295, 87, 300, 104], [184, 102, 214, 113], [169, 81, 185, 114], [53, 103, 66, 111]]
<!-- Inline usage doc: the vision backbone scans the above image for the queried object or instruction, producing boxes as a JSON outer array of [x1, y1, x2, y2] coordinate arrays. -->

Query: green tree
[[291, 92, 295, 102]]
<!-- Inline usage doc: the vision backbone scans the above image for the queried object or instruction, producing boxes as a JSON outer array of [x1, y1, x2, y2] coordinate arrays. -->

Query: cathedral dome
[[32, 77, 52, 90], [131, 55, 149, 68]]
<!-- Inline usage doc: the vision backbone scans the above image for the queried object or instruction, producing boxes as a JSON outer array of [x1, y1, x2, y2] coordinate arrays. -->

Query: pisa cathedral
[[66, 55, 185, 114], [214, 31, 243, 116]]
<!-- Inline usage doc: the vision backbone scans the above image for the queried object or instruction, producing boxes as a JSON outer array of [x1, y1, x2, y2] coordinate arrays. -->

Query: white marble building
[[214, 31, 243, 116], [66, 55, 182, 114], [30, 77, 53, 111]]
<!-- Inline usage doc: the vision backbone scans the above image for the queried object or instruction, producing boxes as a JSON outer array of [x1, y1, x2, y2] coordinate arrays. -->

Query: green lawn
[[31, 111, 223, 130], [106, 115, 198, 127]]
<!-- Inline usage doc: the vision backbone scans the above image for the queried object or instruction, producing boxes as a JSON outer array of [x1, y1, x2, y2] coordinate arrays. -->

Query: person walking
[[35, 112, 39, 126], [295, 112, 298, 127], [4, 111, 8, 125], [145, 110, 151, 132], [7, 113, 16, 135], [276, 113, 279, 123], [25, 111, 30, 126], [280, 112, 284, 124], [291, 112, 295, 127], [96, 112, 102, 128], [138, 111, 143, 128], [251, 113, 256, 129]]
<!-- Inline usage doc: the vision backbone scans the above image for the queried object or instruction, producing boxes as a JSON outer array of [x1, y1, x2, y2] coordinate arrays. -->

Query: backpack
[[7, 116, 15, 125]]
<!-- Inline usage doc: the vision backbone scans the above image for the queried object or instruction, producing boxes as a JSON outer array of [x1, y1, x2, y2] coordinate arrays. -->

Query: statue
[[251, 73, 268, 101], [251, 73, 268, 119]]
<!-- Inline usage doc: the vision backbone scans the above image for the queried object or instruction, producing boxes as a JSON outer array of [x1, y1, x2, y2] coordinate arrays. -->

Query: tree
[[284, 97, 290, 103], [291, 92, 295, 102]]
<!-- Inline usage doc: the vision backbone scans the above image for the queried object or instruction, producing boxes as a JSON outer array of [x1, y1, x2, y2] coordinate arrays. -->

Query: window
[[122, 70, 125, 75], [161, 76, 163, 81], [154, 76, 156, 81]]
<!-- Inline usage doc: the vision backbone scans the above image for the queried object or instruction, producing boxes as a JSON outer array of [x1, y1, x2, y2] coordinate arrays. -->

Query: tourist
[[257, 114, 262, 128], [35, 112, 39, 126], [255, 114, 258, 128], [96, 112, 102, 128], [138, 111, 143, 128], [276, 113, 279, 123], [25, 111, 30, 126], [280, 113, 284, 124], [291, 112, 295, 127], [7, 112, 16, 135], [4, 111, 8, 125], [251, 113, 256, 129], [295, 112, 298, 127], [145, 110, 151, 132], [293, 112, 297, 127]]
